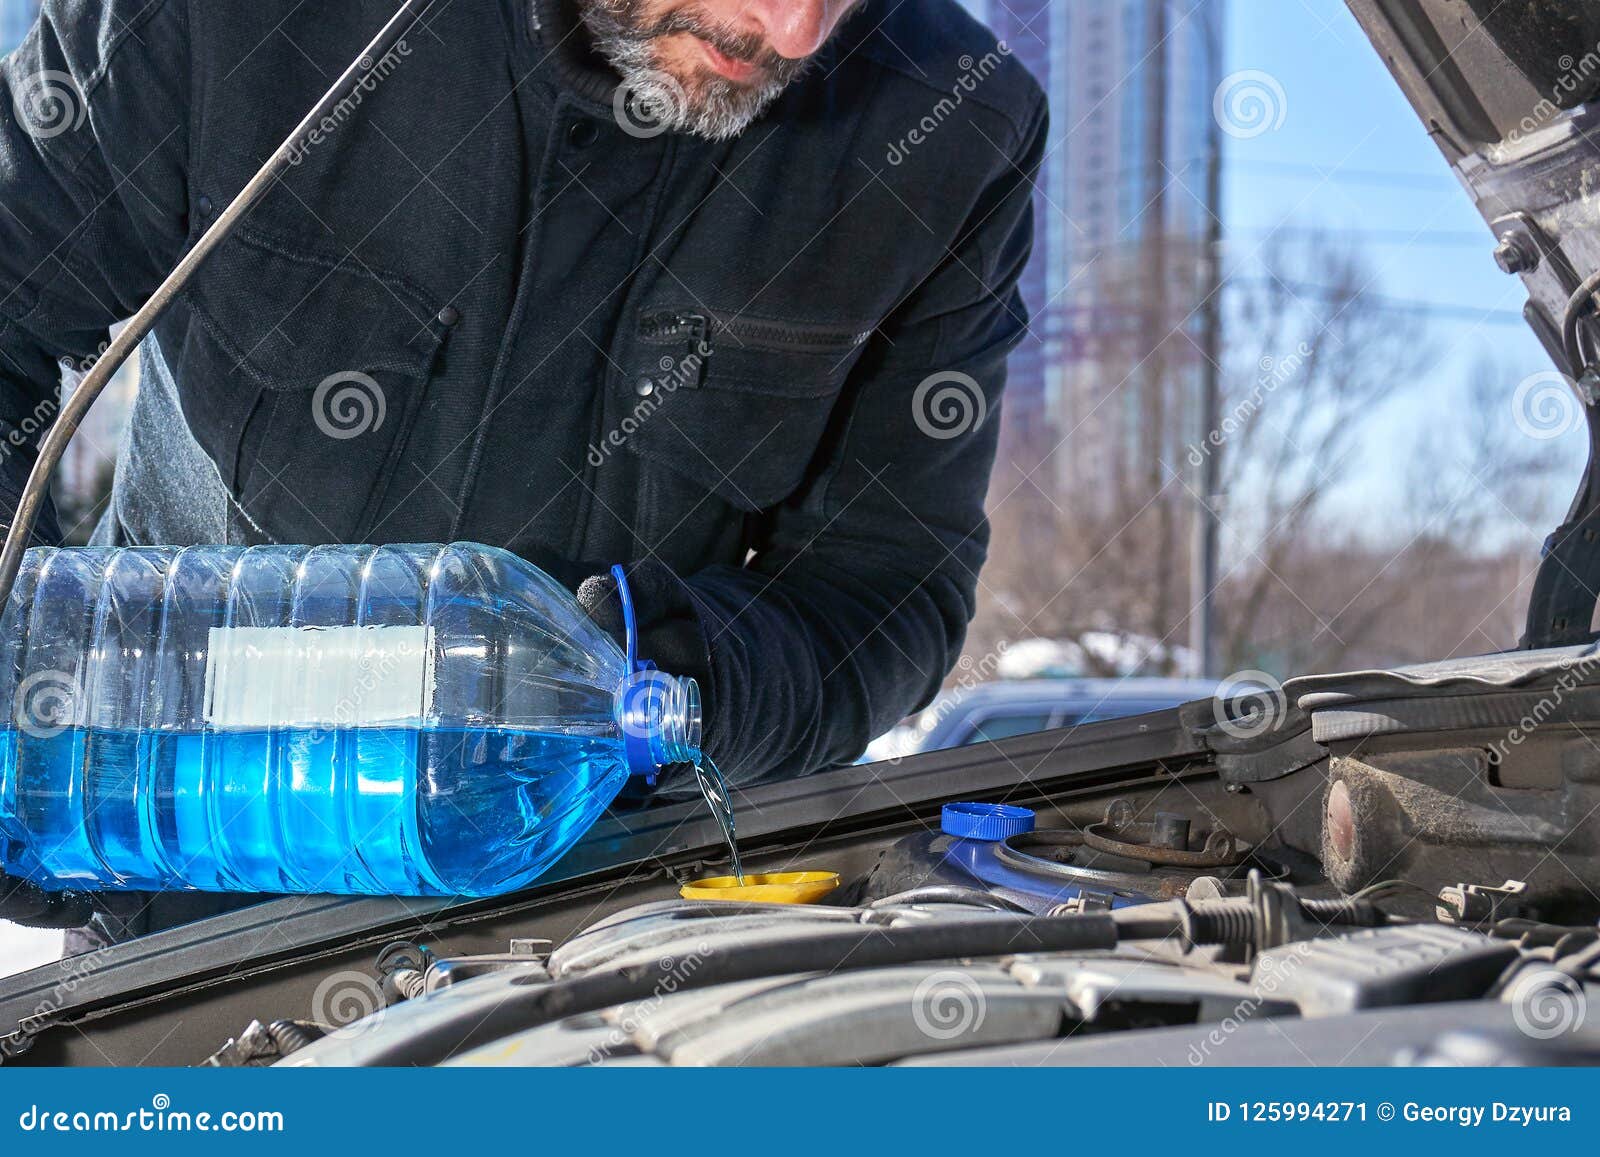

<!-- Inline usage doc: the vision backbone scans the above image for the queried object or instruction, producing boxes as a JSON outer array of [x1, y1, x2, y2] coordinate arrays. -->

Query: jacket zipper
[[639, 309, 873, 353], [637, 311, 709, 344], [709, 310, 874, 352]]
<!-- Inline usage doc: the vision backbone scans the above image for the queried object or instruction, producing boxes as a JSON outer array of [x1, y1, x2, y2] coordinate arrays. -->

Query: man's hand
[[578, 560, 717, 773]]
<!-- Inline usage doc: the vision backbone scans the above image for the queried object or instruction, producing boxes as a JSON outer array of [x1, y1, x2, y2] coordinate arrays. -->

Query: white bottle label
[[203, 625, 436, 729]]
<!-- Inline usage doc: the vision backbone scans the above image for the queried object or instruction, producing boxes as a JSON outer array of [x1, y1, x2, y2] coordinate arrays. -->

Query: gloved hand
[[0, 872, 92, 930], [577, 559, 718, 790]]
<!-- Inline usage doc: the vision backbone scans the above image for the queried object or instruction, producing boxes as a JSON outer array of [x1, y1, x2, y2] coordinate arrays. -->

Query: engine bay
[[16, 646, 1563, 1067], [5, 644, 1600, 1066]]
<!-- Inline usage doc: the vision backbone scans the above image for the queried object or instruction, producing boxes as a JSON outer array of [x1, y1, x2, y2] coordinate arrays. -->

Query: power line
[[1234, 226, 1490, 249], [1245, 277, 1528, 326]]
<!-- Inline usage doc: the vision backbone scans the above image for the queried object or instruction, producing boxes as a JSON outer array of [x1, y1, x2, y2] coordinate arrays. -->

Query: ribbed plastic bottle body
[[0, 544, 691, 897]]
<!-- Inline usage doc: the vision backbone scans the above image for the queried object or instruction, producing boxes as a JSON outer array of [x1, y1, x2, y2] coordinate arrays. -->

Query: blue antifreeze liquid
[[0, 726, 631, 897], [693, 755, 744, 885]]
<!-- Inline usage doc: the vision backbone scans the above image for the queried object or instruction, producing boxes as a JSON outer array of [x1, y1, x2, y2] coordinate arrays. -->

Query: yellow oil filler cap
[[679, 870, 841, 905]]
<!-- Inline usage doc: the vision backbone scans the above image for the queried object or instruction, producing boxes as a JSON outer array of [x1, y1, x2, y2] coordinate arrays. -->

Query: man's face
[[578, 0, 860, 140]]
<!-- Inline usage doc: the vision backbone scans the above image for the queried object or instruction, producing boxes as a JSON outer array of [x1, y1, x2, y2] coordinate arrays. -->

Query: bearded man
[[0, 0, 1044, 936]]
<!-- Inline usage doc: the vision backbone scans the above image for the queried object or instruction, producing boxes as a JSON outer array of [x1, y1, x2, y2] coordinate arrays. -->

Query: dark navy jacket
[[0, 0, 1045, 788]]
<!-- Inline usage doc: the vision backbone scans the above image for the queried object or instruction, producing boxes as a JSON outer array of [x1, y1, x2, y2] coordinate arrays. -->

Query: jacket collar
[[529, 0, 621, 108]]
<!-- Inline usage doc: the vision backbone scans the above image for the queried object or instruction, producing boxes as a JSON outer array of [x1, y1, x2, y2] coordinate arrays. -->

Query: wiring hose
[[866, 886, 1033, 913], [263, 1019, 324, 1057], [1562, 269, 1600, 375], [0, 0, 437, 612]]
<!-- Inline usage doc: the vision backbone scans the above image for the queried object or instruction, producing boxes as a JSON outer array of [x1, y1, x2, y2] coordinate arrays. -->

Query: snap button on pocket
[[568, 120, 600, 149], [633, 376, 656, 397]]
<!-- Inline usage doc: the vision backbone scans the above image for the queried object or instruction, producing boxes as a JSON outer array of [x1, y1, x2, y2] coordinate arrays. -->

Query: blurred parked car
[[863, 677, 1218, 762]]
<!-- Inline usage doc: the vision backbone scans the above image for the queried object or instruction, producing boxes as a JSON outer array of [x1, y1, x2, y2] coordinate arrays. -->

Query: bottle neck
[[653, 674, 702, 765], [615, 671, 702, 774]]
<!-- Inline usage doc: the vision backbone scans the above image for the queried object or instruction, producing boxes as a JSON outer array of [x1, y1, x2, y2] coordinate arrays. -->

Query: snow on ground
[[0, 922, 63, 979]]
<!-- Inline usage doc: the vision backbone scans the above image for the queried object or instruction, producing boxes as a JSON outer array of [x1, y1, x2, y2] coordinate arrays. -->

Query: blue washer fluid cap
[[941, 802, 1036, 842]]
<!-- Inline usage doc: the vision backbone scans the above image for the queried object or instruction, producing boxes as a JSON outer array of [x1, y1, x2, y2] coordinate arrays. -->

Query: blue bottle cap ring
[[941, 802, 1036, 841]]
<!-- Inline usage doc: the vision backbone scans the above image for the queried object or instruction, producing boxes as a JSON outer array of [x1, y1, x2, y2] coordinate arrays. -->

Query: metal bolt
[[1493, 235, 1539, 275], [1577, 368, 1600, 405]]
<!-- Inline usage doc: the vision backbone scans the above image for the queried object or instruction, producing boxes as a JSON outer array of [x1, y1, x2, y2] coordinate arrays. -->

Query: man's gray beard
[[577, 0, 805, 141]]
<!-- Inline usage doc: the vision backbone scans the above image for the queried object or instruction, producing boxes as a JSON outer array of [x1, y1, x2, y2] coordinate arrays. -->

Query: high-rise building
[[958, 0, 1223, 499], [1, 0, 39, 54]]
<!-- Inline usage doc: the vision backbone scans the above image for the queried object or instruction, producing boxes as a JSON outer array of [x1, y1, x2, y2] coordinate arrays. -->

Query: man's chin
[[578, 3, 803, 140], [675, 88, 784, 142], [622, 64, 785, 141]]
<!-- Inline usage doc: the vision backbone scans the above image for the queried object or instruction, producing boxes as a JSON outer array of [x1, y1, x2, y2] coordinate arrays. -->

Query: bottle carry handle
[[612, 563, 644, 674]]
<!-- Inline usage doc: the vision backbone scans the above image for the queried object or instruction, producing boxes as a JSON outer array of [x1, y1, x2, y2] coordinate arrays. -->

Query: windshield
[[0, 0, 1580, 981]]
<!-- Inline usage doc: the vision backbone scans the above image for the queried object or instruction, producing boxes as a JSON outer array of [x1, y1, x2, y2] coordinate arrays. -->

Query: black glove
[[577, 559, 718, 792]]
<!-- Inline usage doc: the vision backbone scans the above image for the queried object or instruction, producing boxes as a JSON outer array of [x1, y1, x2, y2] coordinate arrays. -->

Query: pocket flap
[[183, 226, 445, 391], [624, 308, 876, 511]]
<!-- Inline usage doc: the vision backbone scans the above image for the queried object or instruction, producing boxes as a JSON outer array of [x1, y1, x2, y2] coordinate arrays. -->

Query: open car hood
[[7, 647, 1600, 1067], [1348, 0, 1600, 649]]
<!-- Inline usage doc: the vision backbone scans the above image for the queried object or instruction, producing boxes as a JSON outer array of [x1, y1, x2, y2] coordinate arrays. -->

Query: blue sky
[[1219, 0, 1582, 529]]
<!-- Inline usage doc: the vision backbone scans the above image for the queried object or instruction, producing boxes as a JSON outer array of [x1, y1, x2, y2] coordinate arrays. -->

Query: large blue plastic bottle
[[0, 543, 700, 897]]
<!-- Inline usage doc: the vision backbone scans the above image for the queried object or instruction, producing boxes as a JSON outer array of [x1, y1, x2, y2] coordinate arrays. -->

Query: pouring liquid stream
[[692, 755, 744, 885]]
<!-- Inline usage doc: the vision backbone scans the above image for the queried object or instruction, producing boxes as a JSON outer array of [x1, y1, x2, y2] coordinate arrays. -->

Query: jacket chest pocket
[[621, 308, 875, 514], [175, 226, 452, 543]]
